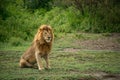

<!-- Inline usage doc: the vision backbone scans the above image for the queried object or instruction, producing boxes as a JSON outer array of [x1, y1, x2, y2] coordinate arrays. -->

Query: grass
[[0, 33, 120, 80], [0, 50, 119, 80]]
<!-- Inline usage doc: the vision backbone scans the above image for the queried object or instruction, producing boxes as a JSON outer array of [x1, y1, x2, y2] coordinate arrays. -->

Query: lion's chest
[[38, 44, 51, 56]]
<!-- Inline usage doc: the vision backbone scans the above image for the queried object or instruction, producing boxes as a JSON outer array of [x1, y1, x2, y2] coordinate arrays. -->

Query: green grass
[[0, 50, 120, 80], [0, 33, 120, 80]]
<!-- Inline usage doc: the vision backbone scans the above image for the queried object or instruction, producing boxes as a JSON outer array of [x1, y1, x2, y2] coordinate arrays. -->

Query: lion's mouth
[[46, 39, 51, 43]]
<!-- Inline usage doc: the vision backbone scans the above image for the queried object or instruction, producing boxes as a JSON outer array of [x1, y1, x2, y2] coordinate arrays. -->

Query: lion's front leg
[[43, 54, 51, 69], [35, 51, 44, 70]]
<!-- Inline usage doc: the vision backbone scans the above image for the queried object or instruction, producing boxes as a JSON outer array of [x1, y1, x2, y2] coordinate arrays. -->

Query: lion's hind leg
[[19, 58, 33, 68]]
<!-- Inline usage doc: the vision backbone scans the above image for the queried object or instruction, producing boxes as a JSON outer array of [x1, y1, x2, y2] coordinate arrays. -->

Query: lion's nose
[[48, 37, 51, 39]]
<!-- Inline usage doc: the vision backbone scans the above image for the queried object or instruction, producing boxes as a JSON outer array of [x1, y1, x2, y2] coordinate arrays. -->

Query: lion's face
[[43, 30, 52, 43], [34, 25, 53, 44]]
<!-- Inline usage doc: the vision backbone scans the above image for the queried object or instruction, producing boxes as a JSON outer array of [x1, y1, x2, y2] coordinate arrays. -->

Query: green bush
[[9, 37, 23, 46], [0, 0, 120, 44], [40, 7, 79, 33], [0, 27, 9, 42]]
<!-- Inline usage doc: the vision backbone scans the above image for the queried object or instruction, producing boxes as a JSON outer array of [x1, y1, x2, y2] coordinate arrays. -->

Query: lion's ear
[[34, 30, 41, 42], [38, 25, 43, 32], [38, 28, 41, 32]]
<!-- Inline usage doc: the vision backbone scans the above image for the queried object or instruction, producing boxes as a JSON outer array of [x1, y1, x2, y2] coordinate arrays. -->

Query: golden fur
[[19, 25, 54, 70]]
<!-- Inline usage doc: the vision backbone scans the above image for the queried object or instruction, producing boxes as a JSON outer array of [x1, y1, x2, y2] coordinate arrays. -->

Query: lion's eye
[[44, 32, 47, 34]]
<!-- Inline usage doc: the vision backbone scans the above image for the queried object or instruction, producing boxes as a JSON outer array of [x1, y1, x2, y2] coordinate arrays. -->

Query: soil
[[64, 33, 120, 52], [91, 72, 120, 80], [78, 33, 120, 51]]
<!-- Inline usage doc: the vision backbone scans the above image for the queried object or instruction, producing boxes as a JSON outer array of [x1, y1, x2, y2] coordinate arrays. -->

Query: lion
[[19, 25, 54, 70]]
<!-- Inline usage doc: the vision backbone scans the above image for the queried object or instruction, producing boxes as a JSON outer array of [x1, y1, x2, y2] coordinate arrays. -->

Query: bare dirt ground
[[63, 33, 120, 52], [90, 72, 120, 80], [78, 33, 120, 51]]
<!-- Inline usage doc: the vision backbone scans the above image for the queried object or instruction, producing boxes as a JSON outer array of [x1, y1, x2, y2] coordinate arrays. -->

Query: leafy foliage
[[9, 37, 23, 46], [0, 0, 120, 43]]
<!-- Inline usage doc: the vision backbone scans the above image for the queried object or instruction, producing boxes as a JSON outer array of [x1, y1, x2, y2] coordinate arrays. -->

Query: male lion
[[19, 25, 54, 70]]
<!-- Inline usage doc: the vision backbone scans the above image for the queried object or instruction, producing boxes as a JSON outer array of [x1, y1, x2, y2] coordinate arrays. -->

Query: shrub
[[0, 28, 9, 42], [9, 37, 23, 46], [0, 0, 120, 45]]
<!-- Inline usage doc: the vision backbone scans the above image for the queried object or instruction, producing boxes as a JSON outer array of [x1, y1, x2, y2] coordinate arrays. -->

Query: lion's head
[[34, 25, 54, 44]]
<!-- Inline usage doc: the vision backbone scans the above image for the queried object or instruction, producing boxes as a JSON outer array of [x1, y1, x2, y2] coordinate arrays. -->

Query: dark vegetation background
[[0, 0, 120, 46]]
